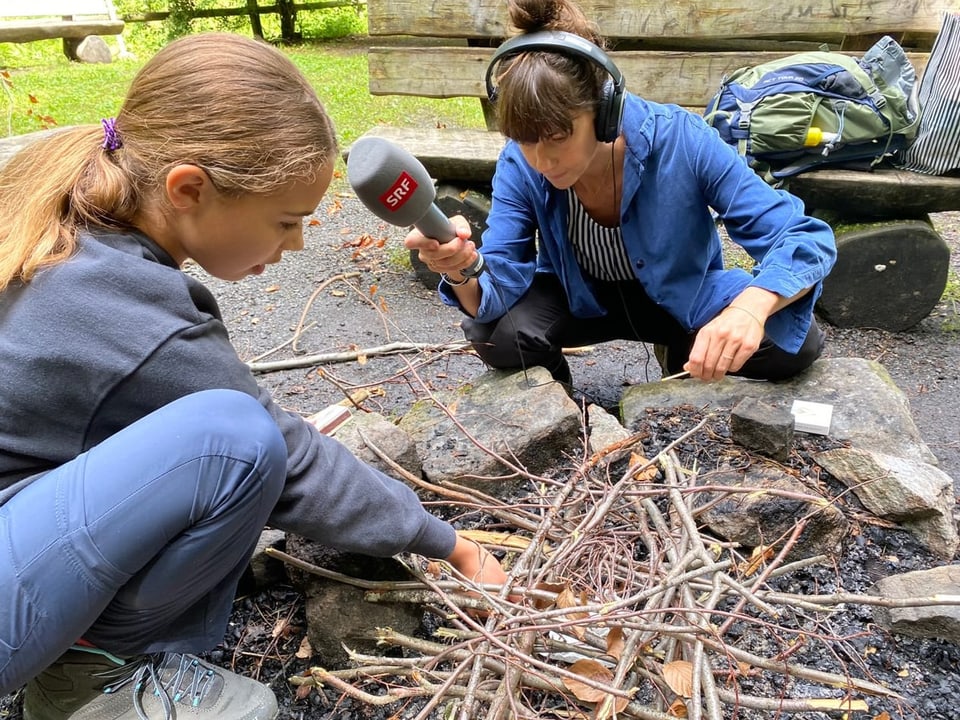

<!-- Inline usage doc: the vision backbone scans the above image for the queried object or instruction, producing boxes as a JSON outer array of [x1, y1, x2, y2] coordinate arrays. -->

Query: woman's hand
[[685, 292, 772, 380], [403, 214, 480, 283]]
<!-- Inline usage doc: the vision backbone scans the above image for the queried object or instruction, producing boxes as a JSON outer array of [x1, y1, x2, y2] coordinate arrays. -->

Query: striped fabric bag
[[898, 12, 960, 175]]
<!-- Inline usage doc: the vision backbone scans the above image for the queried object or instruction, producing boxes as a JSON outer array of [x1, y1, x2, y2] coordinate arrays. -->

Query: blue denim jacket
[[439, 93, 836, 353]]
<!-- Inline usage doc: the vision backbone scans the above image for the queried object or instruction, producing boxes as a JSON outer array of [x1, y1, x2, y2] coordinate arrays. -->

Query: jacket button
[[635, 258, 646, 269]]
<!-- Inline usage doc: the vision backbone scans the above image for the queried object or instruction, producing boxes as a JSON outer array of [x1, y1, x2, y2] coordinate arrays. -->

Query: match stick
[[660, 370, 691, 381]]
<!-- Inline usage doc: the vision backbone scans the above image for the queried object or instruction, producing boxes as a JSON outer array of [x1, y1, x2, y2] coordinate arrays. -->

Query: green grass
[[0, 11, 484, 161]]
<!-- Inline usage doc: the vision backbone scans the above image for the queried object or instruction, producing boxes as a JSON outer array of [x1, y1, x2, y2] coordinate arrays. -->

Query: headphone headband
[[484, 30, 625, 142], [485, 30, 623, 101]]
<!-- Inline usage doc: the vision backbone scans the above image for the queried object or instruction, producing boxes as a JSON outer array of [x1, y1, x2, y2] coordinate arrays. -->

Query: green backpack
[[704, 36, 921, 180]]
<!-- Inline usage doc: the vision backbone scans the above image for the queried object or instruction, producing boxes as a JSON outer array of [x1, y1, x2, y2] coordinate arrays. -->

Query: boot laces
[[99, 652, 217, 719]]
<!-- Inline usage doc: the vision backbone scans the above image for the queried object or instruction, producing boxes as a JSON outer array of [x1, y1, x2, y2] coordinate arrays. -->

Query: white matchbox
[[790, 400, 834, 435]]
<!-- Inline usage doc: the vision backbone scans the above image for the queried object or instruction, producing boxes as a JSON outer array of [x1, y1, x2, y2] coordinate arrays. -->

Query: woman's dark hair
[[493, 0, 610, 142]]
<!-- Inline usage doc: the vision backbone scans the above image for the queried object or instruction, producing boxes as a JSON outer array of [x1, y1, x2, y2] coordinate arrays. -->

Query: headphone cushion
[[595, 78, 626, 142]]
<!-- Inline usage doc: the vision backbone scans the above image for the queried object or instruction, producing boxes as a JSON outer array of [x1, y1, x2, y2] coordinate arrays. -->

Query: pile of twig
[[275, 412, 925, 720]]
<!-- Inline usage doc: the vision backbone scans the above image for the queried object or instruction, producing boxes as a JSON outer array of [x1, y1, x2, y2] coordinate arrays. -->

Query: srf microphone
[[346, 136, 485, 278]]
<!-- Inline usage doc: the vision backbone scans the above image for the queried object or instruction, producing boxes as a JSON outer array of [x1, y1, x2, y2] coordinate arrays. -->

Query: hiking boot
[[23, 645, 277, 720]]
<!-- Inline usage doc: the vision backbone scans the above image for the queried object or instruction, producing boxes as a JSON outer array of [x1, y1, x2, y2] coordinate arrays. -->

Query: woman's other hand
[[403, 214, 479, 281]]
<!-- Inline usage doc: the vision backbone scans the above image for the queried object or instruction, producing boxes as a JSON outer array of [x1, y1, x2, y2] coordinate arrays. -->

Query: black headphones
[[484, 29, 626, 143]]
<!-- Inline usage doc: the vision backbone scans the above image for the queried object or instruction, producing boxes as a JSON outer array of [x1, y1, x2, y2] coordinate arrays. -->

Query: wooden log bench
[[0, 0, 124, 61], [346, 0, 960, 331]]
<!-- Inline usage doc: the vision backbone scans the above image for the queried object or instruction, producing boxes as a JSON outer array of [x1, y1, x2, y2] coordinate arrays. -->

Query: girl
[[0, 33, 506, 720], [406, 0, 837, 387]]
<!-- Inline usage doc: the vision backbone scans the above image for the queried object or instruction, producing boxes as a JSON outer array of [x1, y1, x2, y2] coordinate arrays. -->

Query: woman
[[0, 33, 506, 720], [406, 0, 836, 386]]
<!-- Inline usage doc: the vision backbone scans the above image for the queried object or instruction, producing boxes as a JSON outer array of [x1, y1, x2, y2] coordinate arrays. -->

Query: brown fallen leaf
[[561, 659, 628, 714], [628, 451, 658, 482], [295, 636, 313, 660], [663, 660, 694, 698]]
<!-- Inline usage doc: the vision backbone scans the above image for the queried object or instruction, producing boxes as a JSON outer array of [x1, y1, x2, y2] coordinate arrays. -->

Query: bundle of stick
[[274, 414, 923, 720]]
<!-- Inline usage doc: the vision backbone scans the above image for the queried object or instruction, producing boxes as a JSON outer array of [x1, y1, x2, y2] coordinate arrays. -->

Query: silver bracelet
[[441, 273, 471, 287]]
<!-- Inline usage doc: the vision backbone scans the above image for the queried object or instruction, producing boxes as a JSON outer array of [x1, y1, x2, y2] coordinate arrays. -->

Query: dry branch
[[266, 403, 949, 718]]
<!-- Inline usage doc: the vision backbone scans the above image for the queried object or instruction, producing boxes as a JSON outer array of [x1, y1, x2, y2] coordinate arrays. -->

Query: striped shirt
[[566, 190, 635, 281]]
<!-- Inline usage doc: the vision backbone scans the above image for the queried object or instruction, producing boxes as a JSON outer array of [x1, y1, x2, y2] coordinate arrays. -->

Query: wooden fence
[[121, 1, 365, 40]]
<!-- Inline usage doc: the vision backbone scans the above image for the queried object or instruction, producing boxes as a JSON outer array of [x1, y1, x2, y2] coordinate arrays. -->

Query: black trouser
[[462, 273, 825, 383]]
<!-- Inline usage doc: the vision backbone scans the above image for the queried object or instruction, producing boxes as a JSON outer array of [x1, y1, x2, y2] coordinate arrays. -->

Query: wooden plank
[[344, 126, 960, 215], [368, 48, 930, 107], [0, 0, 115, 17], [785, 168, 960, 216], [343, 126, 505, 185], [368, 0, 954, 40], [0, 20, 123, 42]]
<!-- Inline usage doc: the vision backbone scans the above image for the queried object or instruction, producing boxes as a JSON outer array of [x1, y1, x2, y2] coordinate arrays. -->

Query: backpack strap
[[735, 99, 758, 156]]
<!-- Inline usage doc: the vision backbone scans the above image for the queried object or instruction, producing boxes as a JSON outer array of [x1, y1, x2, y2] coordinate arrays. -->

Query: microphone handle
[[414, 203, 486, 278]]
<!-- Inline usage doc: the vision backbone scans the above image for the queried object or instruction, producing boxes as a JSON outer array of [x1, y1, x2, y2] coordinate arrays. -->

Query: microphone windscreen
[[346, 136, 437, 227]]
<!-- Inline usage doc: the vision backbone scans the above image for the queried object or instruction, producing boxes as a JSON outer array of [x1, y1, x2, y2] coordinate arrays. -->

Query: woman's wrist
[[441, 272, 470, 286], [726, 304, 765, 328]]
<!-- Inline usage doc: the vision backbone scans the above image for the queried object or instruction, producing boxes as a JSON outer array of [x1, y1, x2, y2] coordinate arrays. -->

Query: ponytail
[[0, 125, 137, 292]]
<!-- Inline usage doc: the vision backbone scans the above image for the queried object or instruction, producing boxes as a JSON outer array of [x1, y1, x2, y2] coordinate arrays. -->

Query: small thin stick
[[661, 370, 691, 381]]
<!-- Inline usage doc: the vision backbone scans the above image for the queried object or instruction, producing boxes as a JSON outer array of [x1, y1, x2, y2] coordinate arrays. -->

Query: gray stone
[[698, 465, 848, 560], [871, 565, 960, 643], [333, 410, 422, 480], [74, 35, 113, 64], [730, 396, 794, 461], [815, 447, 958, 559], [284, 536, 422, 668], [586, 403, 631, 459], [242, 528, 287, 593], [621, 357, 938, 466], [398, 366, 582, 492]]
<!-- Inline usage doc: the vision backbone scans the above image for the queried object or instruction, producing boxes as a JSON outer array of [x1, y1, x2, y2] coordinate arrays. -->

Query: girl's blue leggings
[[0, 389, 287, 695]]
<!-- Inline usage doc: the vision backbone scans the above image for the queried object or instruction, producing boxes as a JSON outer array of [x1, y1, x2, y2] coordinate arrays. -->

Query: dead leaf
[[668, 698, 688, 717], [873, 712, 891, 720], [561, 659, 628, 713], [557, 588, 589, 640], [605, 626, 625, 660], [532, 581, 568, 610], [459, 529, 537, 552], [743, 544, 775, 577], [628, 452, 658, 482], [295, 636, 313, 659], [663, 660, 694, 698], [308, 218, 321, 226], [272, 618, 290, 639], [368, 284, 379, 296]]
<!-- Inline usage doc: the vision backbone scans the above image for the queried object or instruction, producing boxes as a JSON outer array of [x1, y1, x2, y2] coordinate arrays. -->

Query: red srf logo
[[380, 171, 418, 211]]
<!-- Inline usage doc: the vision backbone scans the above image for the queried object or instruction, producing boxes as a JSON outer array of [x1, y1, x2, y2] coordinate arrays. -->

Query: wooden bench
[[0, 0, 124, 60], [347, 0, 960, 331]]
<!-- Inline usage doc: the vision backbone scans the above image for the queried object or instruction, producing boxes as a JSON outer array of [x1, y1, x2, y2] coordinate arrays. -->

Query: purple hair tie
[[101, 118, 122, 151]]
